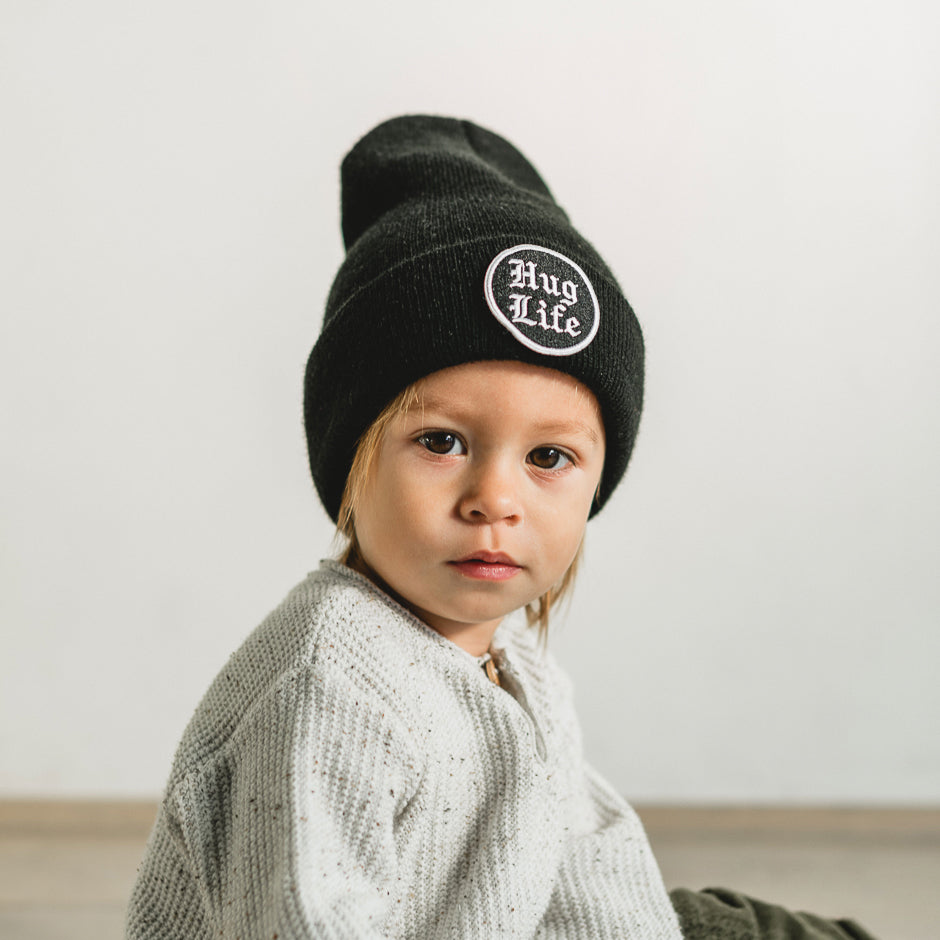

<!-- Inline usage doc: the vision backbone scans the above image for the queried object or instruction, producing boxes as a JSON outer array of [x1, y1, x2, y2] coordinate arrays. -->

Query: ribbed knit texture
[[126, 562, 682, 939]]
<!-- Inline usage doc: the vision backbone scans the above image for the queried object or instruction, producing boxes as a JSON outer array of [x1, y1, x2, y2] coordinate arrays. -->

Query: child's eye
[[528, 447, 572, 470], [417, 431, 466, 455]]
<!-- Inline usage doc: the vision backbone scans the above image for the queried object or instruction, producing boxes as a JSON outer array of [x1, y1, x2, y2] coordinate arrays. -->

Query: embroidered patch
[[484, 244, 599, 356]]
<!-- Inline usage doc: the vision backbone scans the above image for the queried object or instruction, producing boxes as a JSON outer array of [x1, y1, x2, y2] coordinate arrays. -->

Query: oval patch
[[484, 244, 599, 356]]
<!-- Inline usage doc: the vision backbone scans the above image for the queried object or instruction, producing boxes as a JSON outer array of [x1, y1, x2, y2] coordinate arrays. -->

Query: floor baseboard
[[2, 799, 937, 838], [0, 799, 159, 837]]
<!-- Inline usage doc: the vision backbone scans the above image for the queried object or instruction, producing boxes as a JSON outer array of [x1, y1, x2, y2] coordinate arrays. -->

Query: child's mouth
[[449, 553, 522, 581]]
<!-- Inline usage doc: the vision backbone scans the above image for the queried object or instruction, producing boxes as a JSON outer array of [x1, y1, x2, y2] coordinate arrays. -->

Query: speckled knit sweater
[[126, 561, 683, 939]]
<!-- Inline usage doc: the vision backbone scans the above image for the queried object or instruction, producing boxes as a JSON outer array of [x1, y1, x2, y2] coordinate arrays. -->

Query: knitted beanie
[[304, 115, 644, 522]]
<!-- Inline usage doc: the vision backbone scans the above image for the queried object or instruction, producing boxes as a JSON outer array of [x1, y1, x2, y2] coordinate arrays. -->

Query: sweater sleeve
[[669, 887, 881, 940], [126, 660, 422, 939]]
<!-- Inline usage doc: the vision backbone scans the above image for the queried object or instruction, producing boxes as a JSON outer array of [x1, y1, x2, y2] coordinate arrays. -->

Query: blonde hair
[[335, 380, 584, 640]]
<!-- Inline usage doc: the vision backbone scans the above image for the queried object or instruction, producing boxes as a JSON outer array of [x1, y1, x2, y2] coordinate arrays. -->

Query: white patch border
[[484, 243, 600, 357]]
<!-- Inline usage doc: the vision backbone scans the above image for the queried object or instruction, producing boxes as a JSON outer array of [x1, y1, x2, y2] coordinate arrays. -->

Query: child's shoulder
[[234, 558, 449, 673], [164, 561, 433, 788]]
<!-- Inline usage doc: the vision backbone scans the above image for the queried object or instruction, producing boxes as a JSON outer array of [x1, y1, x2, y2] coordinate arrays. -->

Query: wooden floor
[[1, 801, 937, 938]]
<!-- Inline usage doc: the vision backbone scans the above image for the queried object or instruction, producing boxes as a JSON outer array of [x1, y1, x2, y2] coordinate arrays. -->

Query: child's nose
[[457, 459, 522, 525]]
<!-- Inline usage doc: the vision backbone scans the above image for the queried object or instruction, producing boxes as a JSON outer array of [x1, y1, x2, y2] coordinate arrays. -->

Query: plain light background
[[2, 0, 937, 802]]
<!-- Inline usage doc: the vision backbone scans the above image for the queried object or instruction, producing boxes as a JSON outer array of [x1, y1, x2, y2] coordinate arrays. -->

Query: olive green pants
[[670, 887, 880, 940]]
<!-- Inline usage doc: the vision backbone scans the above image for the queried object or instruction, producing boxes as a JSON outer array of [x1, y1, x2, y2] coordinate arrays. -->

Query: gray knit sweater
[[126, 561, 682, 938]]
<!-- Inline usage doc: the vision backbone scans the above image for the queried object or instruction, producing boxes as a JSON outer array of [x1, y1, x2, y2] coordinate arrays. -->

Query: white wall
[[2, 0, 937, 802]]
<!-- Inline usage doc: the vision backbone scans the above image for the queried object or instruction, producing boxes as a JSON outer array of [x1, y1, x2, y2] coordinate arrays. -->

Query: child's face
[[352, 360, 606, 654]]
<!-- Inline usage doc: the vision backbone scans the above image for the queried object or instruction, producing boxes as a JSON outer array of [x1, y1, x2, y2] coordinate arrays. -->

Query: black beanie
[[304, 115, 644, 522]]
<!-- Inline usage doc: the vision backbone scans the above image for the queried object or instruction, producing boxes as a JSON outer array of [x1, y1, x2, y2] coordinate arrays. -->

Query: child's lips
[[449, 551, 522, 581], [453, 550, 520, 566]]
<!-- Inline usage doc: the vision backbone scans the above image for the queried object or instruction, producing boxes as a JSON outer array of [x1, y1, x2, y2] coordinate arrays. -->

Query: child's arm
[[126, 659, 421, 939]]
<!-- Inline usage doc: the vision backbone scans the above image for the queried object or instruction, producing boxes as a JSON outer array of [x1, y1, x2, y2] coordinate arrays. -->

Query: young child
[[127, 116, 877, 939]]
